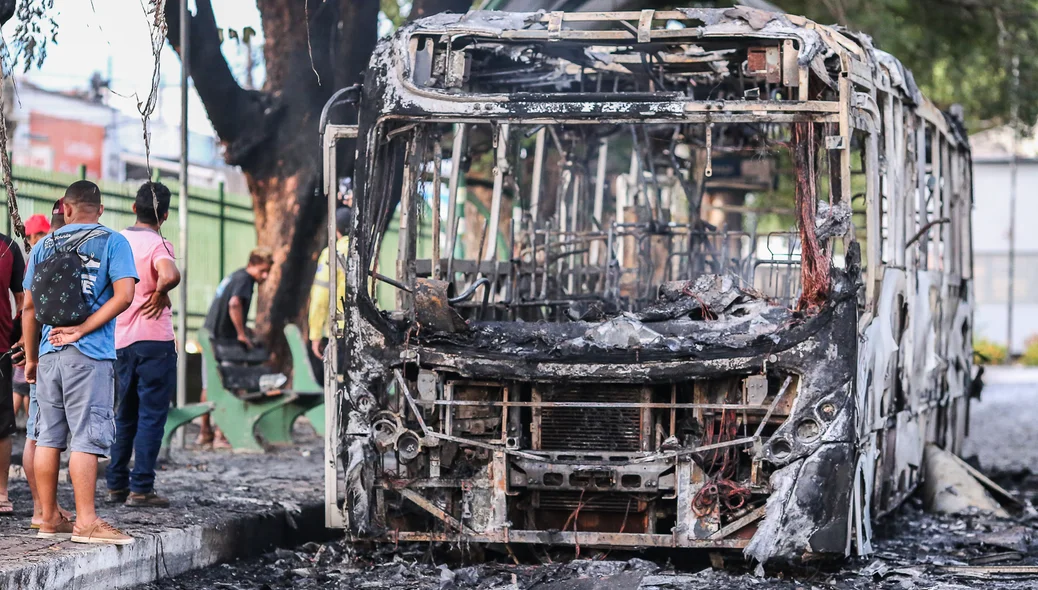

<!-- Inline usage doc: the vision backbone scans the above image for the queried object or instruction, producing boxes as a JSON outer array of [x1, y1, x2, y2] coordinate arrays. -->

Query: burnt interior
[[416, 34, 815, 100], [360, 115, 860, 325]]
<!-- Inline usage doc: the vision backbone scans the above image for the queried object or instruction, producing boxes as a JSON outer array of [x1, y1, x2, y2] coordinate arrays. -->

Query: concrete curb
[[0, 502, 328, 589]]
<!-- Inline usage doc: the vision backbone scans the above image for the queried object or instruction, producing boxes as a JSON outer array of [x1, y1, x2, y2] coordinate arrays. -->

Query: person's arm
[[308, 249, 331, 357], [141, 258, 181, 319], [228, 295, 252, 348], [22, 292, 38, 383], [10, 239, 24, 331], [308, 284, 329, 359], [48, 277, 136, 346]]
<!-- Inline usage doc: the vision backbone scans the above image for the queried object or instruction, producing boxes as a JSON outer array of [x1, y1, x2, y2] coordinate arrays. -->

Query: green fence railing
[[3, 164, 257, 332]]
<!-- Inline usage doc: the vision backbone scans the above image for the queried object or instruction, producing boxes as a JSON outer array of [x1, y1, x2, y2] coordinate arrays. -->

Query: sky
[[9, 0, 264, 136]]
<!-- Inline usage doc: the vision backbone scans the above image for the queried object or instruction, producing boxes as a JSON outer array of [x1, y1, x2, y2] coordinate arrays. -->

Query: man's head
[[133, 181, 171, 226], [246, 247, 273, 283], [335, 207, 353, 238], [62, 180, 103, 223], [24, 214, 50, 247], [50, 198, 65, 231]]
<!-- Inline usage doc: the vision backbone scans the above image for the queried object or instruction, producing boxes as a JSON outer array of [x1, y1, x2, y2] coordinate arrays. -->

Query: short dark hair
[[63, 180, 101, 208], [135, 182, 171, 224], [335, 207, 353, 236]]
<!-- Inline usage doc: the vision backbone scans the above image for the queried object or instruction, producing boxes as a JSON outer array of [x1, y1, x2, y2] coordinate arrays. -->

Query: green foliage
[[974, 338, 1008, 365], [381, 0, 407, 29], [5, 0, 60, 74], [1020, 335, 1038, 366], [773, 0, 1038, 131]]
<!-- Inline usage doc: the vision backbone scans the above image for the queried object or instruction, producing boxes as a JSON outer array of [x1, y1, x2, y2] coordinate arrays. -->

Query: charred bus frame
[[319, 8, 975, 563]]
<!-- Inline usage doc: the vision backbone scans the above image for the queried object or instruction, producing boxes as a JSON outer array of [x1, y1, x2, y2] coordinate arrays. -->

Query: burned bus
[[318, 8, 975, 563]]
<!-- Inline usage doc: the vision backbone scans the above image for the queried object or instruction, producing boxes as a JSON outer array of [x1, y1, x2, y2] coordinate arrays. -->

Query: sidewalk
[[981, 364, 1038, 385], [0, 425, 328, 589]]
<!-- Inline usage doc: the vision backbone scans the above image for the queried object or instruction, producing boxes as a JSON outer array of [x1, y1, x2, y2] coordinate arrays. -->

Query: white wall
[[972, 159, 1038, 353], [9, 84, 119, 180]]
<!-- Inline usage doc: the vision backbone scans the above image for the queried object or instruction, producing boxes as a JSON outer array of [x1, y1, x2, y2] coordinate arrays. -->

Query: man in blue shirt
[[22, 180, 138, 545]]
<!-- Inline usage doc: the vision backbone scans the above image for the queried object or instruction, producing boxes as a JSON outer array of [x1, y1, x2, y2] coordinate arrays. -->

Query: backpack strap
[[52, 225, 114, 308]]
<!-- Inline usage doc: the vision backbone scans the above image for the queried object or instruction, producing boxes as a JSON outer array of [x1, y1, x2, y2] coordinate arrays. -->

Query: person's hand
[[48, 326, 84, 347], [141, 292, 172, 319], [311, 339, 325, 360], [11, 338, 24, 366], [237, 333, 254, 349], [24, 359, 36, 384]]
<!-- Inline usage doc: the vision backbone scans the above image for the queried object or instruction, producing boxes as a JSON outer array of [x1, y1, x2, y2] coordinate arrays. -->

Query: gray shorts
[[26, 383, 38, 442], [35, 347, 116, 456]]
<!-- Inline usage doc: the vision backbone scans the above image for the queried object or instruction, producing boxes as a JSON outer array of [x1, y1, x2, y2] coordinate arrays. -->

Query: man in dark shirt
[[198, 247, 272, 446], [204, 248, 272, 344], [0, 231, 24, 515]]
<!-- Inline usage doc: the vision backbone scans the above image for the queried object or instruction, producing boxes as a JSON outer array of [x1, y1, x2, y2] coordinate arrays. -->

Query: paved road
[[142, 367, 1038, 590], [963, 367, 1038, 473]]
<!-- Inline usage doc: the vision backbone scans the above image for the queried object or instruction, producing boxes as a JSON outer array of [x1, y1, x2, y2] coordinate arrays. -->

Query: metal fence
[[3, 164, 257, 333]]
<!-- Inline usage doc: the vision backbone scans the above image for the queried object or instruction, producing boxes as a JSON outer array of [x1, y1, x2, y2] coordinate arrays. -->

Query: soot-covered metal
[[320, 7, 976, 566]]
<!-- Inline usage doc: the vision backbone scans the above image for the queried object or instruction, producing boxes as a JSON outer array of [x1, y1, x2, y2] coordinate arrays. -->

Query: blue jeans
[[106, 340, 177, 493]]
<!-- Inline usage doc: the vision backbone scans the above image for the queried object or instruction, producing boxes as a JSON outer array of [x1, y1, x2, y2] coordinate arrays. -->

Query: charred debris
[[324, 7, 975, 567]]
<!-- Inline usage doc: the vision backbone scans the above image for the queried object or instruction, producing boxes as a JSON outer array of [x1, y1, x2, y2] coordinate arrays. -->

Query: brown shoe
[[71, 519, 134, 545], [126, 491, 170, 508], [37, 515, 74, 539], [106, 489, 130, 504]]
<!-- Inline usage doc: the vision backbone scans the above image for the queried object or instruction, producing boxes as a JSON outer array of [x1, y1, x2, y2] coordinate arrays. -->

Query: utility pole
[[175, 0, 190, 446], [1007, 54, 1019, 356]]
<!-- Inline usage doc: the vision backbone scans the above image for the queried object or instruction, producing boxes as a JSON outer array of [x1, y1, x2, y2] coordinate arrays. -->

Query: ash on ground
[[138, 496, 1038, 590], [143, 378, 1038, 589], [0, 424, 323, 572]]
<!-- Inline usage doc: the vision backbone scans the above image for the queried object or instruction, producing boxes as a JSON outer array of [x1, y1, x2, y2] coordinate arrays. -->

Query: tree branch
[[165, 0, 273, 162]]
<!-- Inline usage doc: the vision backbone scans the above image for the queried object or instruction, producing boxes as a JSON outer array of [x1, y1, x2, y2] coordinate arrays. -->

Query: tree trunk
[[166, 0, 471, 352], [165, 0, 378, 345]]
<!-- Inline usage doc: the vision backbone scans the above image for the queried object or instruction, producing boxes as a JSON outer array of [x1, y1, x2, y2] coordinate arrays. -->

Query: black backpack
[[31, 227, 107, 327]]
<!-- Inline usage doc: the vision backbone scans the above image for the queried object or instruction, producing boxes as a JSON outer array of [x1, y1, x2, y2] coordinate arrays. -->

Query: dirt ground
[[140, 371, 1038, 590], [0, 423, 323, 572]]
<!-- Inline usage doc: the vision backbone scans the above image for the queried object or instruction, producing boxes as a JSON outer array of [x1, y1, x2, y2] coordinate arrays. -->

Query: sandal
[[30, 508, 74, 529], [0, 498, 12, 515], [212, 433, 232, 450]]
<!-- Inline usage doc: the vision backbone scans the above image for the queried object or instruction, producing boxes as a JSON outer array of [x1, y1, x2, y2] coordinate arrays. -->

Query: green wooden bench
[[161, 401, 214, 449], [277, 324, 326, 437], [196, 327, 304, 453], [194, 326, 324, 451]]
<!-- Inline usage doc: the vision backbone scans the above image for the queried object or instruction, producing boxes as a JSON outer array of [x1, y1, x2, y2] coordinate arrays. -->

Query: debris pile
[[143, 490, 1038, 590], [428, 273, 806, 357]]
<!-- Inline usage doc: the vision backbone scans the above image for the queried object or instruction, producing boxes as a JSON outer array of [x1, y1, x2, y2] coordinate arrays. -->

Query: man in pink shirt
[[106, 182, 181, 507]]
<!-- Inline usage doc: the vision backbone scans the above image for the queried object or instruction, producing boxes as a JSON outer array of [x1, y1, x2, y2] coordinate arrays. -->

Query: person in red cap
[[23, 215, 50, 248], [12, 214, 49, 420]]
